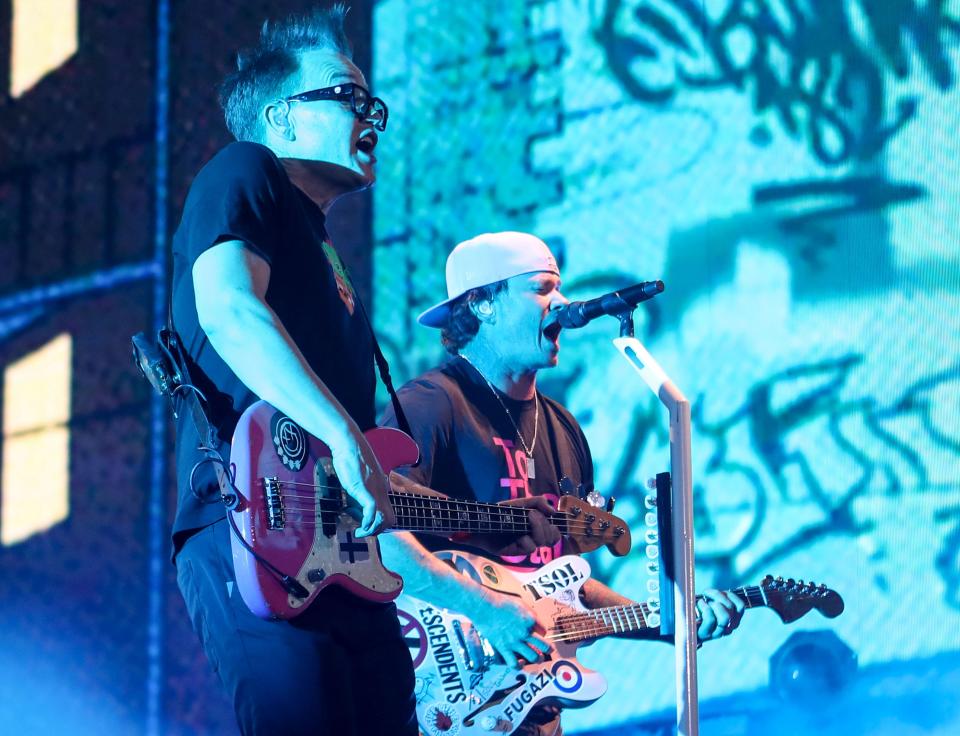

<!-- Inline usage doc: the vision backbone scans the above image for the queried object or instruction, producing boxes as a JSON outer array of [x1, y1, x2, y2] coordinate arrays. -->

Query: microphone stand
[[611, 309, 700, 736]]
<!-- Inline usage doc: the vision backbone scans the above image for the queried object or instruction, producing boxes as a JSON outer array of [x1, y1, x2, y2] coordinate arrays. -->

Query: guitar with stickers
[[227, 400, 632, 619], [399, 552, 845, 736]]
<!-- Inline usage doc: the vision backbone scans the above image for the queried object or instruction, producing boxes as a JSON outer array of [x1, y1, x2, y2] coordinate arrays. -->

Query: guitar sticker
[[551, 660, 583, 693], [337, 531, 369, 564], [481, 564, 499, 585], [521, 560, 586, 601], [422, 702, 461, 736], [414, 674, 436, 705], [398, 609, 429, 669], [271, 413, 308, 471]]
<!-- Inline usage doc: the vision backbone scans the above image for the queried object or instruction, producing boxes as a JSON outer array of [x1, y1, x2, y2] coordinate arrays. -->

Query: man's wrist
[[323, 415, 362, 454]]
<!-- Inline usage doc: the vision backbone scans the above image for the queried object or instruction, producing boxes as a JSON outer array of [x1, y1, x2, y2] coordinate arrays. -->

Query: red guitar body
[[229, 400, 419, 619]]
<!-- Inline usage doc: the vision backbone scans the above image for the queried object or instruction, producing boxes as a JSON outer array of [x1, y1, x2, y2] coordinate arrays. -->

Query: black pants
[[176, 519, 418, 736]]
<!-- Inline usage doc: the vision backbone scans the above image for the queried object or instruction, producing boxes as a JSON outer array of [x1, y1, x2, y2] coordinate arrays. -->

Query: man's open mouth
[[542, 318, 562, 342], [356, 131, 378, 155]]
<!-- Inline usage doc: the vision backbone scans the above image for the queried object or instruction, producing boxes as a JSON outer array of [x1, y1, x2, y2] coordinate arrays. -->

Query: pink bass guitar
[[229, 400, 633, 619], [399, 552, 845, 736]]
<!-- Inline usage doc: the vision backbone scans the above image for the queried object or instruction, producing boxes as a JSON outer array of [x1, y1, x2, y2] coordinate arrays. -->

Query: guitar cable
[[144, 325, 308, 601], [189, 451, 309, 601]]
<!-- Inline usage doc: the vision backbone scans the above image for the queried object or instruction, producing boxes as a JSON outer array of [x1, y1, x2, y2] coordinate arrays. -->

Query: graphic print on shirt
[[321, 240, 356, 315], [492, 436, 563, 568]]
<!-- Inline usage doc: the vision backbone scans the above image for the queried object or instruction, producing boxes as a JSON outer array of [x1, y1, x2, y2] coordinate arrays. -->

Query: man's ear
[[264, 99, 296, 141]]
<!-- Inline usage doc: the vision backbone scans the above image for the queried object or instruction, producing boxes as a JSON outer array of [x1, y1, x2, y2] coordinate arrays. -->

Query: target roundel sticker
[[551, 660, 583, 693]]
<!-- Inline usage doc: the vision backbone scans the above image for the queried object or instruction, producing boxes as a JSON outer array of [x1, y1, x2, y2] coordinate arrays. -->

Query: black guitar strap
[[132, 324, 307, 595], [351, 289, 416, 443], [139, 236, 416, 499], [157, 265, 414, 469]]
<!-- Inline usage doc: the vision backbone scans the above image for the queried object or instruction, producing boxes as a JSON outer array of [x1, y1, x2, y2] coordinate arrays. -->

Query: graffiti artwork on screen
[[372, 0, 960, 729], [594, 0, 960, 166], [556, 345, 960, 598], [554, 0, 960, 608]]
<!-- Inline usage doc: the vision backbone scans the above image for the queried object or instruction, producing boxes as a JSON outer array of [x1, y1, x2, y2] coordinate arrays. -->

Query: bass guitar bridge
[[263, 477, 285, 530]]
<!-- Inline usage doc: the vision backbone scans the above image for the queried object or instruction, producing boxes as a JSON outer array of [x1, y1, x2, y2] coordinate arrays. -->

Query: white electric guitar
[[399, 553, 844, 736]]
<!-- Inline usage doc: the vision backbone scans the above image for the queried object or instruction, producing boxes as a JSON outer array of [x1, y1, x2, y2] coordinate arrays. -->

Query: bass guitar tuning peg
[[606, 496, 616, 513]]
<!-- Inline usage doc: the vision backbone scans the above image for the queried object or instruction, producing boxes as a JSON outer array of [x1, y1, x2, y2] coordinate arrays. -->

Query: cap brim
[[417, 297, 457, 328]]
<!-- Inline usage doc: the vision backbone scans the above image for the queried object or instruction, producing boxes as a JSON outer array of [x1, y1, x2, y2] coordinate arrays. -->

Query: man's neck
[[460, 348, 538, 401], [279, 158, 368, 213]]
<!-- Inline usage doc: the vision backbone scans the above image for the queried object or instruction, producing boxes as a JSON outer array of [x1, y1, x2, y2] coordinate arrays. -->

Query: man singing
[[380, 232, 745, 736], [169, 7, 416, 734]]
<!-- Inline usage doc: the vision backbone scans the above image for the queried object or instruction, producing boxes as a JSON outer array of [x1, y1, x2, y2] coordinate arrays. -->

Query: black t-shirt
[[170, 142, 375, 554], [380, 357, 594, 570]]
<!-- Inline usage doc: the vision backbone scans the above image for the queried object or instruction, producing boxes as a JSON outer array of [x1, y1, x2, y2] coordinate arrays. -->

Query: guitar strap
[[351, 285, 416, 444], [168, 330, 239, 509], [541, 403, 579, 496], [144, 248, 415, 497]]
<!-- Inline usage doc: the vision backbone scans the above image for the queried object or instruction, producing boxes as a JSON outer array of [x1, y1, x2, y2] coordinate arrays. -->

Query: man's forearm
[[378, 531, 495, 615]]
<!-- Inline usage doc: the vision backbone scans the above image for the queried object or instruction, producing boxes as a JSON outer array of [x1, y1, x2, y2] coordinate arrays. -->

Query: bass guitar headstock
[[557, 495, 632, 557], [761, 575, 844, 623]]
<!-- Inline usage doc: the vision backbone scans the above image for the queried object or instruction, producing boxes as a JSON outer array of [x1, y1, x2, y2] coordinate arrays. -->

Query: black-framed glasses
[[285, 82, 388, 131]]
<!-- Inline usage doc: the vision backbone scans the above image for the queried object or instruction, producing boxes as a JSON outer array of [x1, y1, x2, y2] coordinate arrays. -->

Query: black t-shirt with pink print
[[380, 356, 594, 570]]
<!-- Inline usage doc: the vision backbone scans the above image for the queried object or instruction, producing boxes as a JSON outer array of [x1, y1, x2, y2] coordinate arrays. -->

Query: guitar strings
[[277, 482, 597, 520], [547, 587, 769, 641], [272, 480, 622, 526], [549, 609, 660, 642], [270, 515, 603, 534], [551, 607, 655, 640], [262, 484, 615, 534], [265, 509, 605, 535], [551, 587, 762, 629]]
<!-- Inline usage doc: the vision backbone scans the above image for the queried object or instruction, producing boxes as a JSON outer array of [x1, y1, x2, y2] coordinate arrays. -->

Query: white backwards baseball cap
[[417, 231, 560, 328]]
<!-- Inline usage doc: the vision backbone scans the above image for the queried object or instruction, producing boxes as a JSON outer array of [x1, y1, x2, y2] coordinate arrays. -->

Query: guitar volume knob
[[479, 715, 498, 731]]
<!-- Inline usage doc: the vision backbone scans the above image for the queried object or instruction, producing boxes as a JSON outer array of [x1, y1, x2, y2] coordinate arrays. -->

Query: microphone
[[549, 280, 664, 329]]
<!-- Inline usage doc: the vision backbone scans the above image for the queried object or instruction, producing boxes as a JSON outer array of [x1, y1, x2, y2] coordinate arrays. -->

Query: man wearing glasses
[[169, 6, 416, 735]]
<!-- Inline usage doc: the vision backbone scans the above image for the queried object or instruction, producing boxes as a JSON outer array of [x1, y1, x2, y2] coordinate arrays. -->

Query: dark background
[[0, 2, 371, 733]]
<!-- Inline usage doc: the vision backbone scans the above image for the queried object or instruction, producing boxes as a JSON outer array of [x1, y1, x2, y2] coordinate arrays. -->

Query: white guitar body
[[398, 553, 608, 736], [401, 554, 844, 736]]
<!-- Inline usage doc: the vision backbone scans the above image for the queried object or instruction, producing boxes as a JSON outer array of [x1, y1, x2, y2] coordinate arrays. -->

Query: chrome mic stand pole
[[612, 310, 699, 736]]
